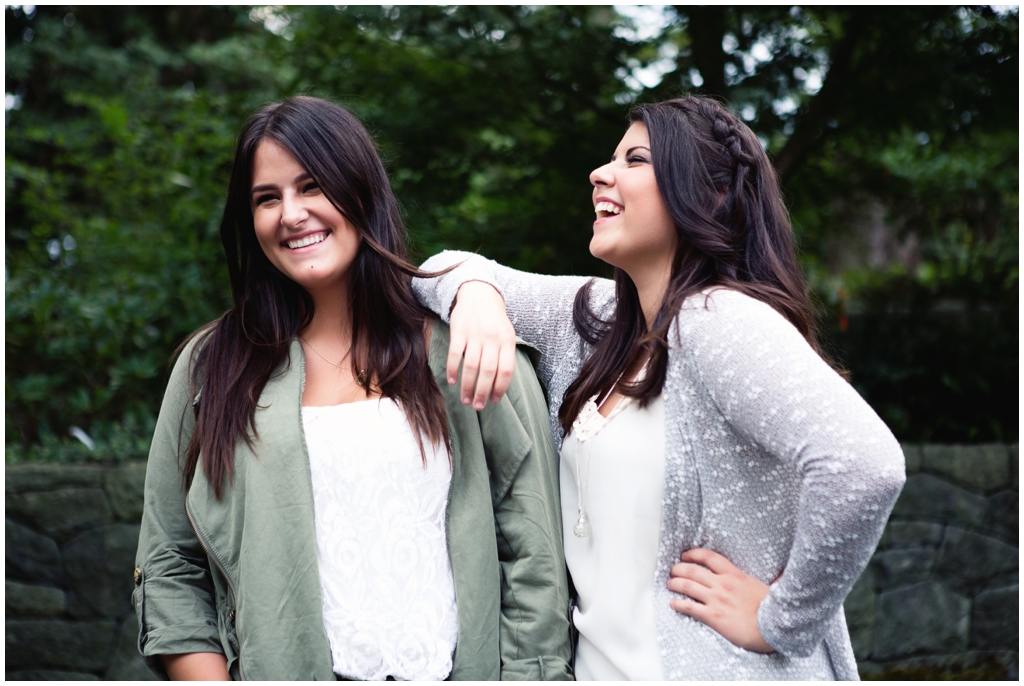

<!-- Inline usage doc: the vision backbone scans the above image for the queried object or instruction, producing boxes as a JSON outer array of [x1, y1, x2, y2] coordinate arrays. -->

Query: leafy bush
[[5, 6, 1017, 462]]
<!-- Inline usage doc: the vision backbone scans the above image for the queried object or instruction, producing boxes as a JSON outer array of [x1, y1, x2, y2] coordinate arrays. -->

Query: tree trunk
[[681, 6, 729, 101]]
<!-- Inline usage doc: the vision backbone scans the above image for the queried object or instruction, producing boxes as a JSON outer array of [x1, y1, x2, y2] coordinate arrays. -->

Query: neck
[[626, 256, 673, 331], [301, 281, 354, 344]]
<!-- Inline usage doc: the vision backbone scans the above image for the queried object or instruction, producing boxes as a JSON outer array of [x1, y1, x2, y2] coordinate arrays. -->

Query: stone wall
[[6, 463, 153, 681], [844, 444, 1018, 679], [5, 444, 1019, 680]]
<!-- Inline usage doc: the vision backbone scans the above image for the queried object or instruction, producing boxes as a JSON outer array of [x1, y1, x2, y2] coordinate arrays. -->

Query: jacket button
[[133, 567, 142, 585], [229, 610, 235, 623]]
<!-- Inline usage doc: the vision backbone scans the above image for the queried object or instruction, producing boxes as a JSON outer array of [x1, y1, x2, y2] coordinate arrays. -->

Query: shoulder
[[588, 277, 616, 310], [675, 288, 804, 341], [678, 287, 784, 319], [425, 316, 450, 372], [670, 288, 819, 382], [160, 322, 223, 416], [168, 323, 216, 385]]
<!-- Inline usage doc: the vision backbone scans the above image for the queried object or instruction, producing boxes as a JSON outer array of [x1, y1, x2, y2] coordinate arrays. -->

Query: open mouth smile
[[594, 200, 624, 222], [285, 230, 330, 250]]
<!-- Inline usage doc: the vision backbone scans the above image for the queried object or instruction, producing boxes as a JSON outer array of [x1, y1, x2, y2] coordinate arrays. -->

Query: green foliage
[[5, 6, 287, 456], [5, 6, 1017, 462], [276, 6, 634, 275]]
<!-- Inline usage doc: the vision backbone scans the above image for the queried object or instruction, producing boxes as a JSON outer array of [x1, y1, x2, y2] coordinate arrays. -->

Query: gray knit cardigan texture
[[413, 251, 906, 680]]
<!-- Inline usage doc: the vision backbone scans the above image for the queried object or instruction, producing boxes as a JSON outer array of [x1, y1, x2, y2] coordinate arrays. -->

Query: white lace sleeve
[[680, 290, 906, 657], [414, 251, 614, 391]]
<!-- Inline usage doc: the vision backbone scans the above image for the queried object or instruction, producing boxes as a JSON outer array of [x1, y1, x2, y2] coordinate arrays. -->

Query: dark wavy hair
[[559, 95, 822, 435], [181, 96, 450, 497]]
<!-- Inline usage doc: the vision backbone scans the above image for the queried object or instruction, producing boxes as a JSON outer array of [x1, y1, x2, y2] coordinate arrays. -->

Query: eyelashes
[[252, 182, 320, 207]]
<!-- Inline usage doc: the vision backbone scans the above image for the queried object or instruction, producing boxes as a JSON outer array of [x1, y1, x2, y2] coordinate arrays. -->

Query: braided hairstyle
[[559, 95, 822, 435]]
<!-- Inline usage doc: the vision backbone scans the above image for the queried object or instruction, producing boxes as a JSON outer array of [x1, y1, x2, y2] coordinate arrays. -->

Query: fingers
[[460, 340, 482, 405], [488, 335, 516, 403], [670, 561, 716, 587], [452, 335, 515, 409], [666, 575, 711, 604], [447, 331, 467, 386], [446, 281, 517, 407], [471, 342, 500, 410], [669, 595, 713, 623], [680, 548, 737, 575]]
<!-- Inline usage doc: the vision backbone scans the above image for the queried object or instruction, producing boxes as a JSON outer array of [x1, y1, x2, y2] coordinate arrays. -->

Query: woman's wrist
[[452, 280, 504, 314]]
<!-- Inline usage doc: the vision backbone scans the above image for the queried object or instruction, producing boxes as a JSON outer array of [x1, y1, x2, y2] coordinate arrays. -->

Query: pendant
[[573, 512, 590, 538]]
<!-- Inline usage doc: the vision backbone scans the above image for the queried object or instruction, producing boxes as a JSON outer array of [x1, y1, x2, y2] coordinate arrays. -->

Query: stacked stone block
[[5, 463, 154, 680], [5, 444, 1019, 679], [844, 443, 1018, 679]]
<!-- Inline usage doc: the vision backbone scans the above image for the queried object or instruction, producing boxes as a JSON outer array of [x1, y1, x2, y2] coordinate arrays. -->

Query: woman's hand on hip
[[448, 281, 517, 409], [667, 548, 776, 654]]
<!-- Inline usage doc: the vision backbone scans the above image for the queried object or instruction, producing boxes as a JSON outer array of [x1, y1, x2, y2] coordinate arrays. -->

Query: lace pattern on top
[[302, 398, 458, 681]]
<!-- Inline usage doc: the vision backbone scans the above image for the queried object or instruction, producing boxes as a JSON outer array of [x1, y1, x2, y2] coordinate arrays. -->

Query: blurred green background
[[5, 6, 1018, 464]]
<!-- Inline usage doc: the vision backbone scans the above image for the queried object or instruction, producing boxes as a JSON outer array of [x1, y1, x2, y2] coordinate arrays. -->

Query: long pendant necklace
[[571, 369, 627, 538], [570, 359, 651, 538]]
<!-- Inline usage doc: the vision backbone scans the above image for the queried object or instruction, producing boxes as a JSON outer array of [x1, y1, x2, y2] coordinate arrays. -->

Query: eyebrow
[[251, 172, 313, 195], [611, 145, 652, 161]]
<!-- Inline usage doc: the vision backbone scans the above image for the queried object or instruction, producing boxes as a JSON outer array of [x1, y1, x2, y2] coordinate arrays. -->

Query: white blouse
[[301, 398, 458, 681], [561, 394, 667, 681]]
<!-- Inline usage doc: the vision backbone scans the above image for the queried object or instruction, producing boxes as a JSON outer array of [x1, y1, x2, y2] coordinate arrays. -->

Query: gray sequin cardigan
[[413, 252, 906, 681]]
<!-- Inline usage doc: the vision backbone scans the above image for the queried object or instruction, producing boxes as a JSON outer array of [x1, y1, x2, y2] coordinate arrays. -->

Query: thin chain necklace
[[300, 334, 367, 384], [299, 334, 353, 369]]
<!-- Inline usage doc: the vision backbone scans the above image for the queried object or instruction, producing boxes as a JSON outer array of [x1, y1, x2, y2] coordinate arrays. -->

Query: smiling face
[[589, 122, 677, 278], [250, 139, 362, 297]]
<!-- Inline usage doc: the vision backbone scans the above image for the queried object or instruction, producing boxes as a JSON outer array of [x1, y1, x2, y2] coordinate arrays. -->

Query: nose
[[280, 190, 308, 230], [590, 161, 614, 188]]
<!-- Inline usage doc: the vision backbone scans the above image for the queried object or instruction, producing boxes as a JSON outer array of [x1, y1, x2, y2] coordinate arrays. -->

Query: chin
[[589, 241, 621, 270]]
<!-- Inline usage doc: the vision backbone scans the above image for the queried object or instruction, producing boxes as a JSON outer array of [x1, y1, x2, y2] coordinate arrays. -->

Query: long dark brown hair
[[180, 96, 450, 497], [559, 95, 821, 435]]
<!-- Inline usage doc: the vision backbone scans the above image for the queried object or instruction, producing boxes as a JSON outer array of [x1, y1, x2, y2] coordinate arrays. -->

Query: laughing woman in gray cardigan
[[413, 96, 905, 680]]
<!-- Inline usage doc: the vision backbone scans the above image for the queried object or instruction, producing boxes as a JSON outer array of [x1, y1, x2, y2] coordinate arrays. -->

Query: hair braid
[[710, 112, 755, 168]]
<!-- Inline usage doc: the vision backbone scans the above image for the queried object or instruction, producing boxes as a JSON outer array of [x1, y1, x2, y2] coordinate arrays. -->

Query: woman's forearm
[[683, 291, 905, 656], [416, 251, 604, 351], [162, 652, 231, 680], [416, 251, 612, 397]]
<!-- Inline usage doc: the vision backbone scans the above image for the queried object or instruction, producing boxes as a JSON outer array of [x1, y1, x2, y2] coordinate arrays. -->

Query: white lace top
[[301, 398, 458, 681]]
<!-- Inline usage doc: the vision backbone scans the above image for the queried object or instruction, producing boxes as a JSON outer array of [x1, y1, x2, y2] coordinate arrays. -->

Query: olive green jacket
[[133, 321, 573, 680]]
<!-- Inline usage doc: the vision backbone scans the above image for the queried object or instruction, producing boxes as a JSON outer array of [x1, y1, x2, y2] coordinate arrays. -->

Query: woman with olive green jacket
[[133, 321, 573, 680]]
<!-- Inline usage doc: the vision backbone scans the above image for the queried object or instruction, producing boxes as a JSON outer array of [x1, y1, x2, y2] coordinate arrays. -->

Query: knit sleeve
[[680, 289, 906, 658], [414, 250, 614, 391]]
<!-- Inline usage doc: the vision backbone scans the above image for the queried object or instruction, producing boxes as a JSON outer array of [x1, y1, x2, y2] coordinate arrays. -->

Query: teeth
[[286, 232, 328, 249], [595, 201, 623, 215]]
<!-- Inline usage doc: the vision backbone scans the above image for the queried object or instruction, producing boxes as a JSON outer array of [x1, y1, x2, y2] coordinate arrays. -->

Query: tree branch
[[773, 10, 869, 186]]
